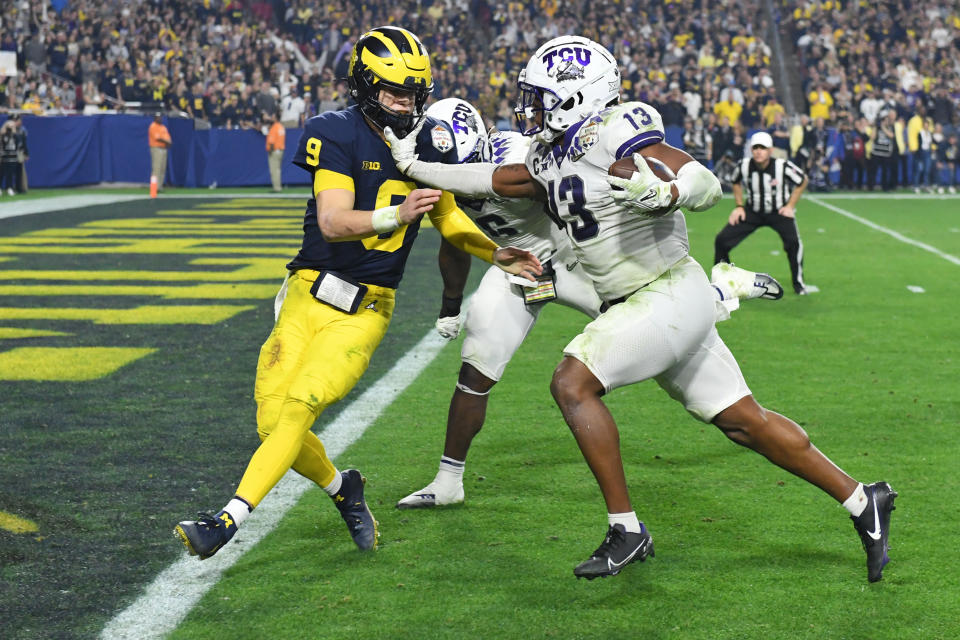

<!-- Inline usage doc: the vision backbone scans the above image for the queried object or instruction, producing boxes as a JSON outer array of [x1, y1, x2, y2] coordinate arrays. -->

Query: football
[[608, 155, 677, 182]]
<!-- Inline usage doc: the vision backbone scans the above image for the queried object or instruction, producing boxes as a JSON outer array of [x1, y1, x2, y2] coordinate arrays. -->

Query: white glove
[[383, 119, 425, 174], [435, 314, 461, 340], [605, 152, 676, 218]]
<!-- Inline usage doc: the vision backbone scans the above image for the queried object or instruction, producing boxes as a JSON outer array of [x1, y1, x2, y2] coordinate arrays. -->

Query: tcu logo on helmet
[[450, 102, 479, 136], [541, 46, 592, 73]]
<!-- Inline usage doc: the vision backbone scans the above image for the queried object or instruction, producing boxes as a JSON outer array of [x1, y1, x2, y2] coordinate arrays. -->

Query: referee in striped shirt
[[714, 131, 811, 295]]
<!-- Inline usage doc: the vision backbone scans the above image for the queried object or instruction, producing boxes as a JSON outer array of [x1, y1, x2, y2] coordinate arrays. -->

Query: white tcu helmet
[[426, 98, 490, 163], [515, 36, 620, 142]]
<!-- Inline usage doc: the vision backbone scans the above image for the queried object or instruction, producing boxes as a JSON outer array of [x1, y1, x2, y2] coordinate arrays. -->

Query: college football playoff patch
[[431, 125, 454, 153]]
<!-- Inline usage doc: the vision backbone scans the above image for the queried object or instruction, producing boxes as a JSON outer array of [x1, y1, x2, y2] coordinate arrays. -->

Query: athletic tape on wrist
[[371, 205, 401, 234]]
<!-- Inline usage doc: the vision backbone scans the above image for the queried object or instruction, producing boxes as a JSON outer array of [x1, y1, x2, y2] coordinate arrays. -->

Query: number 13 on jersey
[[546, 176, 600, 241]]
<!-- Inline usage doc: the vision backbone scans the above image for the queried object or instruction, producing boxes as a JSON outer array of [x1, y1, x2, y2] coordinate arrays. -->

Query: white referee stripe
[[100, 330, 452, 640], [808, 196, 960, 266]]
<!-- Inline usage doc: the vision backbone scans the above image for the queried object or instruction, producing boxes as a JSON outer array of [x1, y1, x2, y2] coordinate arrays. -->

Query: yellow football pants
[[235, 270, 395, 507]]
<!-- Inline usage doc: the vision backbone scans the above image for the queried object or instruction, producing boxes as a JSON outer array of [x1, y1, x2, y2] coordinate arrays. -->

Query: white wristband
[[674, 162, 723, 212], [371, 205, 401, 234]]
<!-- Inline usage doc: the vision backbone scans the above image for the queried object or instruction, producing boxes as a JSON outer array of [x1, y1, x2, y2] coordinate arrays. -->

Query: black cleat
[[851, 482, 898, 582], [332, 469, 379, 551], [174, 511, 237, 560], [573, 523, 654, 580]]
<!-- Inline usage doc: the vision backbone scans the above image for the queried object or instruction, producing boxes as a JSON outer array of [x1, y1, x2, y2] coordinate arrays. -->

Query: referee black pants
[[714, 208, 805, 292]]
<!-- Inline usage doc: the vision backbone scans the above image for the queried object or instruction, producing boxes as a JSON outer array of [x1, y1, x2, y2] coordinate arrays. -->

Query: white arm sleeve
[[673, 162, 722, 212], [402, 159, 498, 199]]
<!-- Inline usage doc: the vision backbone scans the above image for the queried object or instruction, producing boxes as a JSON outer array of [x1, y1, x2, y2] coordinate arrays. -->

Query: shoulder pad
[[489, 130, 532, 166], [415, 116, 459, 164]]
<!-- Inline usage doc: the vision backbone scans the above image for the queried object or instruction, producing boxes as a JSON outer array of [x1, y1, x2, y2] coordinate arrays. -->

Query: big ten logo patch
[[450, 102, 478, 136], [362, 161, 381, 170], [541, 46, 592, 73]]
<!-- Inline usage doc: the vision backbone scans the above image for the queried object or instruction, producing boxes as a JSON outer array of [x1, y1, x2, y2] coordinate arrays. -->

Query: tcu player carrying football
[[386, 36, 896, 583], [397, 98, 785, 510]]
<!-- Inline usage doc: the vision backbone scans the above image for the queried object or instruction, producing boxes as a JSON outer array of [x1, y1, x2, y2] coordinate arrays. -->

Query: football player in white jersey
[[398, 98, 780, 510], [384, 41, 895, 585], [397, 98, 605, 509]]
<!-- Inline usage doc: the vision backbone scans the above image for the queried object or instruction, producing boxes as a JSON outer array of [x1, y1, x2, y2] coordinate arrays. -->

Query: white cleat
[[396, 481, 465, 509], [712, 262, 784, 301]]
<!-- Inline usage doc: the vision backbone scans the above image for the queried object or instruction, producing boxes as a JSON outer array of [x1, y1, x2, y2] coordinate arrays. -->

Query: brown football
[[608, 155, 677, 182]]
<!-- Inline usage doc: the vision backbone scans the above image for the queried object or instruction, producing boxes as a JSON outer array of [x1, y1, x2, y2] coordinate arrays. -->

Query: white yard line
[[0, 195, 147, 219], [99, 330, 452, 640], [807, 196, 960, 266]]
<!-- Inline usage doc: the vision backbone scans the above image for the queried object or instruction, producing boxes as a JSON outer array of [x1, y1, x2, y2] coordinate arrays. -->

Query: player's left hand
[[383, 119, 426, 173], [778, 205, 796, 218], [493, 246, 542, 282], [605, 152, 676, 218], [435, 314, 461, 339]]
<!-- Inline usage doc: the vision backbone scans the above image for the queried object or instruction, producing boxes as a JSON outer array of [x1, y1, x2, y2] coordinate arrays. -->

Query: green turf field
[[1, 193, 958, 640]]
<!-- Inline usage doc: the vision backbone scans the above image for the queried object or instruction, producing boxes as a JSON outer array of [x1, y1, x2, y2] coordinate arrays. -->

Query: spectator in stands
[[762, 94, 785, 128], [254, 81, 278, 118], [860, 88, 883, 125], [279, 86, 305, 128], [714, 93, 742, 127], [148, 113, 172, 192], [264, 111, 285, 193], [769, 111, 791, 160], [929, 86, 955, 131], [660, 84, 687, 128], [808, 82, 833, 121], [683, 116, 712, 166]]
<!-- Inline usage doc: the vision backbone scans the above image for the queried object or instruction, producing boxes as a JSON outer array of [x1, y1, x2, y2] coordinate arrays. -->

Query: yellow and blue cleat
[[332, 469, 379, 551], [174, 511, 237, 560]]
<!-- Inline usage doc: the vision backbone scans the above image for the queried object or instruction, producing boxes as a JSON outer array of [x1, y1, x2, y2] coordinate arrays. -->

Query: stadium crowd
[[1, 1, 773, 143], [786, 0, 960, 191], [1, 0, 958, 190]]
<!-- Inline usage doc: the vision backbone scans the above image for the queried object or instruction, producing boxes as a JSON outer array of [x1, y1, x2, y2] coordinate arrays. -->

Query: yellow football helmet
[[348, 26, 434, 136]]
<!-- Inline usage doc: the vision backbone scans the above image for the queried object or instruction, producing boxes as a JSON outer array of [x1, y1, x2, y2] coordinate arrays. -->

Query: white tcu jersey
[[525, 101, 690, 300], [459, 131, 568, 262]]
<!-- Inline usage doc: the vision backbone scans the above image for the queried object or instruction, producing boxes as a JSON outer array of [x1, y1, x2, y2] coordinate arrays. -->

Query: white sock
[[842, 483, 868, 517], [322, 469, 343, 497], [223, 497, 252, 527], [712, 282, 732, 302], [436, 456, 465, 487], [608, 511, 642, 533]]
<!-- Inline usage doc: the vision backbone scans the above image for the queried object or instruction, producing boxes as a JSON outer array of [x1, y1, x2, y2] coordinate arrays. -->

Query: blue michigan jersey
[[289, 105, 458, 288]]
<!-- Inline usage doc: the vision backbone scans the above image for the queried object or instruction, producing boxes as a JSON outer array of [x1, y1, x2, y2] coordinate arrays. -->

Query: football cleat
[[712, 262, 784, 301], [851, 481, 898, 582], [332, 469, 379, 551], [395, 480, 465, 509], [794, 284, 809, 295], [174, 511, 237, 560], [573, 523, 654, 580]]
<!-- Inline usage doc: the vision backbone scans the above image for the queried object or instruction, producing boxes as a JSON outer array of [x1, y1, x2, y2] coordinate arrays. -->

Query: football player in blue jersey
[[174, 26, 541, 560]]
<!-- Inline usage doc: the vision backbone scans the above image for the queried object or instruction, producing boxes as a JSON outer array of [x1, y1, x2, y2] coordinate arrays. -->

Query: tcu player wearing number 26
[[385, 35, 896, 583], [172, 26, 540, 562]]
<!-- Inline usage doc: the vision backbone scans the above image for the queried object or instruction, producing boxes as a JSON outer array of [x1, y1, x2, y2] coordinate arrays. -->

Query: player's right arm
[[295, 113, 441, 241], [315, 185, 440, 241], [383, 124, 543, 200]]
